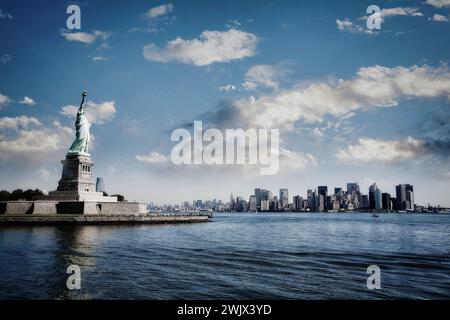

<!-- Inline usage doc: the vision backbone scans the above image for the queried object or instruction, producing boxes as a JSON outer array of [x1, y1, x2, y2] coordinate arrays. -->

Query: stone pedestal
[[48, 153, 117, 202], [56, 153, 95, 193]]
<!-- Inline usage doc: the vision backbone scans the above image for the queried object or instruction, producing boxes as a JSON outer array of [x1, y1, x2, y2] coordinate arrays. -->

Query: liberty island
[[0, 91, 211, 224]]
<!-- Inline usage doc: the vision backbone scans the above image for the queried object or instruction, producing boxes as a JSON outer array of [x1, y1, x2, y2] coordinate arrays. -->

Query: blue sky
[[1, 0, 450, 205]]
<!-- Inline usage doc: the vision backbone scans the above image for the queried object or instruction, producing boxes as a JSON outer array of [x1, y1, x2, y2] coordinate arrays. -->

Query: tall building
[[361, 194, 369, 209], [261, 200, 270, 211], [390, 197, 397, 210], [230, 193, 235, 211], [369, 183, 382, 210], [318, 194, 325, 212], [347, 183, 360, 195], [382, 193, 391, 210], [195, 199, 203, 209], [254, 188, 261, 210], [347, 182, 361, 208], [249, 195, 257, 211], [293, 195, 302, 211], [235, 196, 247, 212], [279, 188, 289, 208], [374, 184, 383, 210], [264, 190, 274, 202], [318, 186, 328, 199], [269, 197, 278, 212], [395, 184, 414, 210], [306, 189, 313, 209]]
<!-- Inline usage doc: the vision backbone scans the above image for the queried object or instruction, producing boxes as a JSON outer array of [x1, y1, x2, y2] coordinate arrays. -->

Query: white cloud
[[336, 18, 373, 34], [310, 127, 325, 139], [219, 85, 237, 92], [425, 0, 450, 8], [336, 137, 425, 163], [0, 129, 62, 158], [338, 7, 423, 34], [430, 13, 449, 22], [0, 93, 9, 107], [379, 7, 423, 20], [1, 53, 11, 64], [136, 152, 168, 164], [219, 64, 450, 130], [243, 64, 286, 90], [279, 148, 317, 172], [92, 56, 109, 62], [19, 96, 36, 105], [143, 28, 259, 66], [0, 8, 12, 20], [359, 7, 424, 22], [0, 119, 73, 161], [61, 30, 110, 44], [60, 100, 117, 124], [0, 116, 41, 130], [147, 3, 174, 18]]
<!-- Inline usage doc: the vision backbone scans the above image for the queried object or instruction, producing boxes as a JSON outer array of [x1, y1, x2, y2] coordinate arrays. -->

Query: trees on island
[[0, 189, 126, 202], [0, 189, 44, 201]]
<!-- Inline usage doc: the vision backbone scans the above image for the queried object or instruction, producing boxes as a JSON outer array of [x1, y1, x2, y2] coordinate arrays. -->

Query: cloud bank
[[202, 64, 450, 130]]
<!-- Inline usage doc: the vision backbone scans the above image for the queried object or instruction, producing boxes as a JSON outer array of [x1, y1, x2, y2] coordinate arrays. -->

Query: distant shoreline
[[215, 210, 450, 214]]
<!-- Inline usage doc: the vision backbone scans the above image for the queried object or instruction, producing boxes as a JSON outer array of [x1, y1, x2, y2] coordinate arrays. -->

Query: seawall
[[0, 200, 148, 215], [0, 213, 211, 225]]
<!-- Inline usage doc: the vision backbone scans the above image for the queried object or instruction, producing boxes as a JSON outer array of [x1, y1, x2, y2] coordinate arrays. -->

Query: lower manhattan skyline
[[150, 182, 448, 213]]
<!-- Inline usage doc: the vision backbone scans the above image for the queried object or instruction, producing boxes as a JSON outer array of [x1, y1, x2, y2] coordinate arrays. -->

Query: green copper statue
[[68, 90, 90, 155]]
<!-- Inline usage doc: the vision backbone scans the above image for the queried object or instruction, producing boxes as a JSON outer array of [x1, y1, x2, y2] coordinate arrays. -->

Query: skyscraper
[[261, 189, 273, 203], [318, 186, 327, 200], [230, 193, 235, 211], [249, 195, 257, 211], [261, 200, 270, 211], [396, 184, 414, 210], [280, 188, 289, 208], [347, 183, 360, 195], [369, 183, 382, 210], [293, 195, 302, 211], [318, 194, 325, 212], [254, 188, 261, 210], [382, 192, 391, 210], [361, 194, 369, 209], [307, 189, 314, 211]]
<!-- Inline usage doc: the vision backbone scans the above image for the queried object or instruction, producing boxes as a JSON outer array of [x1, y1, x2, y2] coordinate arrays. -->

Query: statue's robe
[[68, 109, 90, 154]]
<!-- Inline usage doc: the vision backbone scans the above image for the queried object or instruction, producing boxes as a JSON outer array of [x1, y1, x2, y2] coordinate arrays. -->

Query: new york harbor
[[0, 0, 449, 302]]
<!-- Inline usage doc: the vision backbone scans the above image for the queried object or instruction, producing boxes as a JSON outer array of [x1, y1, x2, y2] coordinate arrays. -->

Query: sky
[[0, 0, 450, 206]]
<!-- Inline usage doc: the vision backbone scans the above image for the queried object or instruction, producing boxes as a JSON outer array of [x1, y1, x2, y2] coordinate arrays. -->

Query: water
[[0, 213, 449, 299]]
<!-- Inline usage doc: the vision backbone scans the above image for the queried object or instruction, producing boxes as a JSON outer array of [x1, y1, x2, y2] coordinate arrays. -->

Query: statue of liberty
[[68, 90, 90, 155]]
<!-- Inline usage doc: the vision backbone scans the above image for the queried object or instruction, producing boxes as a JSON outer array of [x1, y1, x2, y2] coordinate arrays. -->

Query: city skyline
[[1, 0, 450, 206], [148, 181, 448, 212]]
